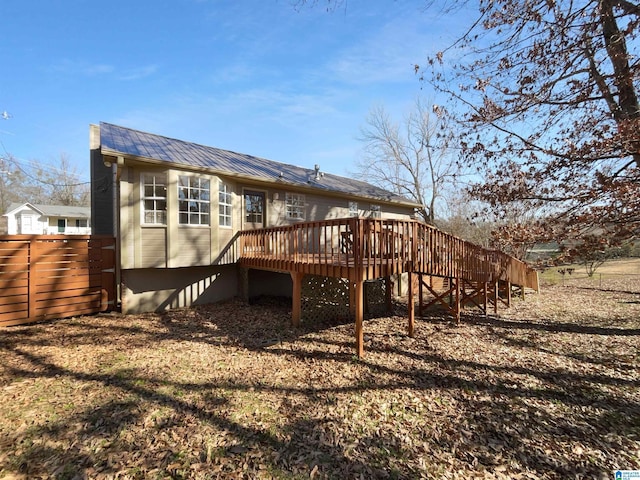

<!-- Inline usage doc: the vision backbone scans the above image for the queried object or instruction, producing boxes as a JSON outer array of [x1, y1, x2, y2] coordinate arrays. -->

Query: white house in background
[[3, 203, 91, 235]]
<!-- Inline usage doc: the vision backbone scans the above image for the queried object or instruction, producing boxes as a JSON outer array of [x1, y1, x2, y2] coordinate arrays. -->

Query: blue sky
[[0, 0, 471, 182]]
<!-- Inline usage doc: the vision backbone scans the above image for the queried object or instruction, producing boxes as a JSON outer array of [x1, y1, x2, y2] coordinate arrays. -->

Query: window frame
[[370, 204, 381, 218], [285, 192, 306, 220], [218, 181, 233, 228], [349, 201, 358, 217], [178, 174, 211, 226], [141, 172, 168, 226]]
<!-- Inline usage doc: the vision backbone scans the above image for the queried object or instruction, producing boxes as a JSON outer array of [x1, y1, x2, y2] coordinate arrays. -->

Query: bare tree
[[0, 153, 90, 210], [421, 0, 640, 256], [45, 154, 90, 206], [354, 98, 458, 224], [0, 155, 28, 213], [436, 191, 494, 247]]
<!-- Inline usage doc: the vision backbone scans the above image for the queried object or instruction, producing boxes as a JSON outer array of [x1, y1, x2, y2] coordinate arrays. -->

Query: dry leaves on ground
[[0, 279, 639, 479]]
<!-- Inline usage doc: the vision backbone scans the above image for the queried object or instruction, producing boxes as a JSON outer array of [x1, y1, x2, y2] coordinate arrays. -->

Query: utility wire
[[0, 142, 91, 187]]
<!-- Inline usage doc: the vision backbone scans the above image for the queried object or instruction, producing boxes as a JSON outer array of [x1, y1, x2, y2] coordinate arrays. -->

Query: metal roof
[[5, 203, 91, 218], [99, 122, 421, 207]]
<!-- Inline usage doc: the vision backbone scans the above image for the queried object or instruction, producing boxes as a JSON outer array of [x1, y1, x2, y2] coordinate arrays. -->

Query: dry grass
[[541, 257, 640, 285], [1, 279, 639, 479]]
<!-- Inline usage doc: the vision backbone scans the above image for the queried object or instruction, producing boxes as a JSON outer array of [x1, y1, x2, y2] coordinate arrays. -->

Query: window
[[245, 191, 265, 226], [178, 175, 210, 225], [370, 204, 381, 218], [219, 181, 232, 227], [142, 173, 167, 225], [349, 201, 358, 217], [286, 193, 305, 220], [76, 219, 88, 228], [57, 219, 66, 233]]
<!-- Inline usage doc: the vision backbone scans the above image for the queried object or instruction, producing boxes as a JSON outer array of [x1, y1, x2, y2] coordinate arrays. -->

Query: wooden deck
[[237, 218, 538, 356]]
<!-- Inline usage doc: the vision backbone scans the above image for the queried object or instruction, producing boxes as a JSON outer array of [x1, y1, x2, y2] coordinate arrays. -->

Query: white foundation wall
[[121, 264, 239, 314]]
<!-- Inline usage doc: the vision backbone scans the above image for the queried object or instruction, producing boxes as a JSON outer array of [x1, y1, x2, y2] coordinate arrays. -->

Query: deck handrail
[[237, 218, 538, 290]]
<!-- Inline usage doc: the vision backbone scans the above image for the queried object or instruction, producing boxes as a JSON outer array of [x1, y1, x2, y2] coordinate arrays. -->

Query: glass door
[[244, 190, 265, 229]]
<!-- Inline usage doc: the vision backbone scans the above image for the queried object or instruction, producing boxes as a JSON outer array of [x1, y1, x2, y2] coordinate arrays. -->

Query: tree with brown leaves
[[422, 0, 640, 260]]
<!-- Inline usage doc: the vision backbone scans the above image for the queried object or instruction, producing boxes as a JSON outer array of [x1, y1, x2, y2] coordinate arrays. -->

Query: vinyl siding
[[175, 228, 211, 267], [140, 228, 167, 268], [117, 166, 415, 270]]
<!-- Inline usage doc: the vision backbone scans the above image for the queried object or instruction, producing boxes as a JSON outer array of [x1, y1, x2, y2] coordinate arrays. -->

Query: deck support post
[[407, 271, 415, 337], [418, 274, 424, 317], [238, 267, 250, 303], [454, 276, 461, 324], [449, 277, 454, 306], [483, 282, 488, 317], [506, 281, 512, 307], [354, 280, 364, 358], [493, 281, 499, 314], [291, 271, 304, 327], [349, 281, 357, 318]]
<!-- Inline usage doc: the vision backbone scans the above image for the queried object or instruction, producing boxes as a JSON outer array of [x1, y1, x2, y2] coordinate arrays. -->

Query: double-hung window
[[219, 181, 232, 227], [349, 201, 358, 217], [285, 193, 305, 220], [178, 175, 210, 225], [142, 173, 167, 225], [370, 204, 381, 218]]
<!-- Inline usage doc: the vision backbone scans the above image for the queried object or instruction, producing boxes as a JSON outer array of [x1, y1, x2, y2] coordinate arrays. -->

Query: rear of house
[[90, 122, 420, 313]]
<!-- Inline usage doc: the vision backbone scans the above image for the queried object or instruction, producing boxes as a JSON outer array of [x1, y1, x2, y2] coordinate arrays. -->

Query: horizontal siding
[[140, 228, 167, 268], [122, 166, 415, 271], [175, 228, 211, 267], [268, 189, 414, 226], [214, 227, 238, 264]]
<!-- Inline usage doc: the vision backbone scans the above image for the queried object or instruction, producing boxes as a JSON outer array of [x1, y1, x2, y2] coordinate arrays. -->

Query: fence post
[[28, 239, 38, 321]]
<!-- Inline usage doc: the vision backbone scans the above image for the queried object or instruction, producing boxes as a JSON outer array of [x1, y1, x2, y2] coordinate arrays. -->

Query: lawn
[[1, 278, 639, 479]]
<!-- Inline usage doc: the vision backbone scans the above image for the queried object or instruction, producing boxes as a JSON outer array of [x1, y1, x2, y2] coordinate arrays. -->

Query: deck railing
[[238, 218, 538, 290]]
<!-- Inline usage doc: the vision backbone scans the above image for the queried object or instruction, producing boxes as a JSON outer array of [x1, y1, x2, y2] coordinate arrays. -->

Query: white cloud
[[117, 65, 159, 81], [49, 59, 157, 81], [49, 60, 115, 76], [326, 16, 435, 86]]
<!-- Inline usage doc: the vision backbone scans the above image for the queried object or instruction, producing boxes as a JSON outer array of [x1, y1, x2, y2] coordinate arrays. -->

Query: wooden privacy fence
[[0, 235, 116, 327]]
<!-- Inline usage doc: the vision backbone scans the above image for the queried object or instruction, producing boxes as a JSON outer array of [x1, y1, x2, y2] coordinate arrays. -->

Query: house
[[90, 122, 421, 314], [3, 203, 91, 235]]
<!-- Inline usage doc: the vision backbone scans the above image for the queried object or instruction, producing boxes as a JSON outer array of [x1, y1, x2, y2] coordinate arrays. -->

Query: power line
[[0, 142, 91, 187]]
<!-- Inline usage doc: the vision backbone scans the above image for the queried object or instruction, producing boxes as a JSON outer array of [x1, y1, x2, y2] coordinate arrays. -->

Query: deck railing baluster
[[236, 217, 538, 294]]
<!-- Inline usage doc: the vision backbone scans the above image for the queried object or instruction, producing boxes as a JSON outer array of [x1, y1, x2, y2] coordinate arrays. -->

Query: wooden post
[[28, 239, 37, 321], [493, 281, 499, 315], [291, 271, 304, 327], [408, 271, 415, 337], [349, 280, 357, 318], [483, 282, 488, 317], [355, 280, 364, 358], [506, 281, 512, 307], [454, 277, 461, 324], [418, 273, 424, 316]]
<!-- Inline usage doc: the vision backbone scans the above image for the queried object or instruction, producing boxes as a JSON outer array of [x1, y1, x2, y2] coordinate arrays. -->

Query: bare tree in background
[[45, 154, 90, 206], [0, 153, 90, 212], [355, 98, 458, 224], [436, 190, 494, 248]]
